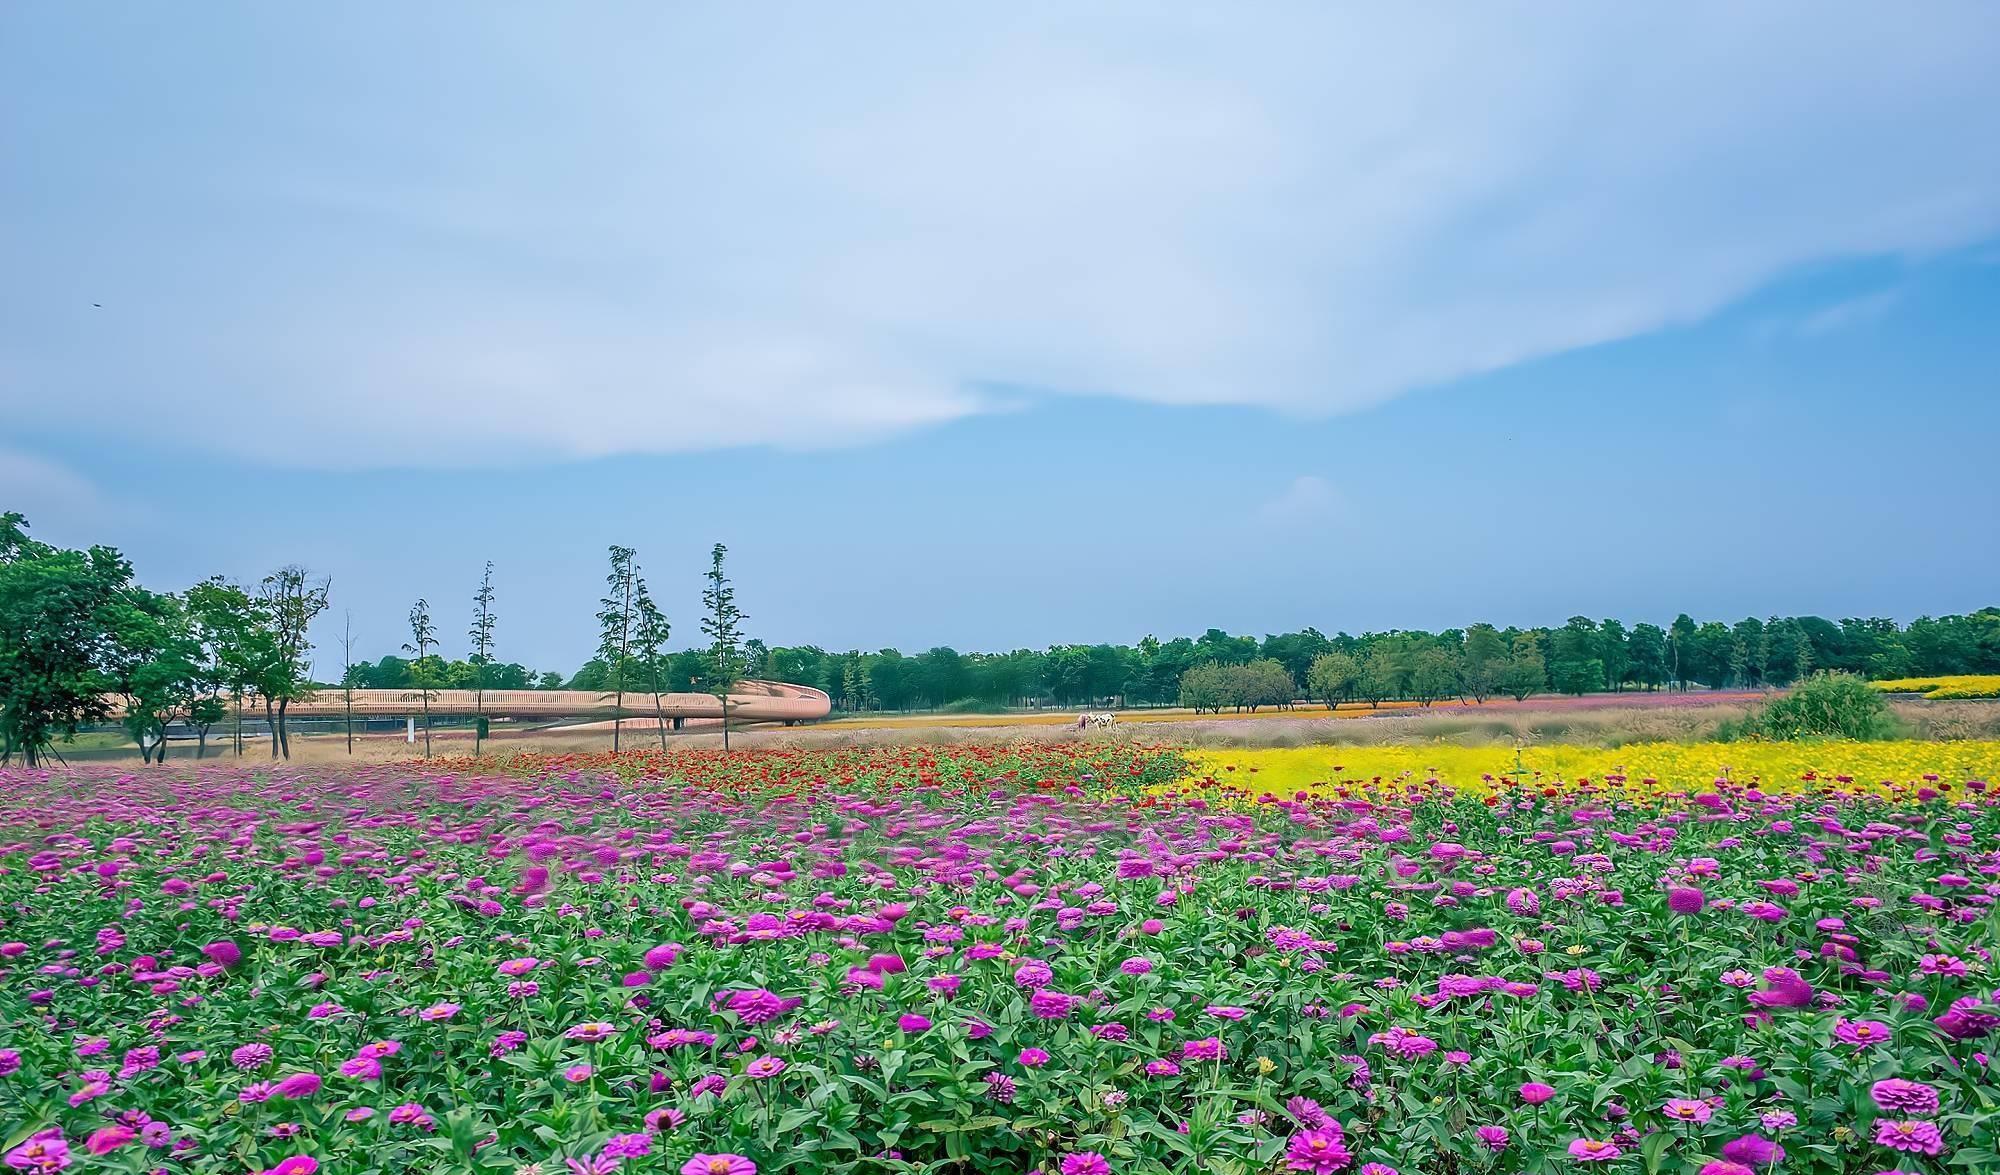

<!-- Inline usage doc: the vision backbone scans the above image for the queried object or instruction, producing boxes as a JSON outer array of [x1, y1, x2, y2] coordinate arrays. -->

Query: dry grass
[[67, 697, 2000, 766]]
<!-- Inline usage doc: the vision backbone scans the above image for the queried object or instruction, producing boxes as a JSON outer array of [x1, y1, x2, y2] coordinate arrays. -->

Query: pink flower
[[1873, 1119, 1944, 1156], [1519, 1082, 1557, 1105], [260, 1158, 319, 1175], [1284, 1129, 1352, 1173], [1871, 1079, 1940, 1115], [1667, 887, 1706, 914], [1568, 1139, 1622, 1161], [1018, 1047, 1050, 1068], [681, 1156, 756, 1175], [1721, 1135, 1784, 1166], [1475, 1126, 1510, 1152], [273, 1072, 323, 1099], [1060, 1154, 1113, 1175], [1834, 1018, 1891, 1048], [84, 1125, 136, 1155]]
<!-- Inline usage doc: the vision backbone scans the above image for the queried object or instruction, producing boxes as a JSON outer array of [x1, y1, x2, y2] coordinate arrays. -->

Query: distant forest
[[348, 610, 2000, 712]]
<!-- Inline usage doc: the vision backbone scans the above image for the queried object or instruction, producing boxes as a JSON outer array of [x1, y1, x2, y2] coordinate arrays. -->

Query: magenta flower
[[1060, 1154, 1113, 1175], [1519, 1082, 1556, 1105], [1666, 886, 1706, 914], [681, 1156, 756, 1175], [1721, 1135, 1784, 1166], [1284, 1129, 1353, 1173], [1871, 1079, 1940, 1115], [1874, 1119, 1944, 1156], [1833, 1018, 1891, 1048], [1568, 1139, 1622, 1161]]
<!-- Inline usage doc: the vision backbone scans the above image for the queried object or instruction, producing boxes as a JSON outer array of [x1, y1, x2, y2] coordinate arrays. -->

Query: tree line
[[0, 514, 752, 763], [750, 610, 2000, 714], [5, 511, 1996, 763]]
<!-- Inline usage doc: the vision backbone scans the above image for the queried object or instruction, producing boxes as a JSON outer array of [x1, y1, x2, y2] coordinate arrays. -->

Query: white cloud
[[3, 4, 1998, 467], [1794, 288, 1906, 336], [1256, 475, 1345, 527]]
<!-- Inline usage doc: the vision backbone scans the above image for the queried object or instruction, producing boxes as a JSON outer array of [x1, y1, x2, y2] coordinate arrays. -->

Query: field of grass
[[1872, 674, 2000, 699]]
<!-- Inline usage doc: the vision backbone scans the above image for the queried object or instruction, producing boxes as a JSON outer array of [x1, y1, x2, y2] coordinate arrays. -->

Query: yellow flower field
[[1870, 674, 2000, 699], [1184, 739, 2000, 797]]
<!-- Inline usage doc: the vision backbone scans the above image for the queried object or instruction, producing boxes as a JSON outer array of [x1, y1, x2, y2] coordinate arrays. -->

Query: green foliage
[[1178, 659, 1295, 713], [1305, 650, 1360, 706], [1727, 671, 1906, 741], [0, 512, 132, 764]]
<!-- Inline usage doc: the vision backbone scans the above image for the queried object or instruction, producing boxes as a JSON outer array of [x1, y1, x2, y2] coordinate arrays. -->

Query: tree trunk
[[156, 721, 169, 762], [265, 697, 278, 759], [278, 699, 292, 759], [422, 692, 431, 757], [721, 697, 730, 752]]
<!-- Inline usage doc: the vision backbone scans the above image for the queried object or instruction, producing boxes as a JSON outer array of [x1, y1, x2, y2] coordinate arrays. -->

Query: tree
[[339, 611, 358, 754], [1626, 623, 1668, 691], [255, 566, 329, 759], [631, 567, 671, 752], [1668, 614, 1697, 691], [1500, 633, 1547, 701], [1460, 624, 1508, 703], [185, 577, 267, 757], [1409, 646, 1462, 707], [0, 513, 131, 766], [1597, 619, 1630, 692], [1549, 617, 1603, 696], [1306, 650, 1361, 708], [1359, 643, 1406, 707], [596, 545, 637, 752], [403, 598, 438, 757], [104, 589, 203, 763], [1177, 662, 1229, 713], [700, 542, 749, 751], [468, 561, 497, 756]]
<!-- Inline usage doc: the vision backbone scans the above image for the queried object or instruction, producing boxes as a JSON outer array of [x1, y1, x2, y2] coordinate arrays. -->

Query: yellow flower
[[1565, 944, 1587, 957], [1256, 1056, 1276, 1075]]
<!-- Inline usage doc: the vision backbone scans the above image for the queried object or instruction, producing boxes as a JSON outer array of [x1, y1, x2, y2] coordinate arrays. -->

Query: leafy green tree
[[0, 513, 131, 766], [104, 588, 204, 762], [1500, 633, 1547, 701], [1549, 617, 1603, 696], [1460, 625, 1508, 703], [403, 598, 438, 757], [468, 561, 497, 755], [1666, 614, 1696, 690], [596, 545, 637, 752], [1177, 662, 1229, 713], [1626, 622, 1668, 691], [1358, 644, 1404, 707], [700, 542, 748, 751], [1409, 646, 1462, 706], [184, 577, 268, 757], [1597, 619, 1630, 691], [1306, 650, 1361, 708]]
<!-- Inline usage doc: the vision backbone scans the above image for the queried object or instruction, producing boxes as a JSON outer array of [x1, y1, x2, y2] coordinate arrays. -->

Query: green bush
[[1726, 671, 1906, 741]]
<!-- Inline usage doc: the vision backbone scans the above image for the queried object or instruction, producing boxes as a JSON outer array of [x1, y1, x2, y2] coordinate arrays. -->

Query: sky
[[3, 4, 1998, 674]]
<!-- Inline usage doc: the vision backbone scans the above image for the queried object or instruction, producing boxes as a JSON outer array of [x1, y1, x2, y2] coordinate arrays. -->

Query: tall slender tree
[[404, 598, 437, 757], [596, 546, 637, 752], [631, 567, 672, 752], [468, 561, 497, 756], [340, 610, 358, 754], [701, 542, 749, 751], [256, 566, 330, 759]]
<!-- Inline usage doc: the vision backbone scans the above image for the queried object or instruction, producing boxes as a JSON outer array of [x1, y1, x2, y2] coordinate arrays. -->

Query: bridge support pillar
[[406, 716, 416, 744]]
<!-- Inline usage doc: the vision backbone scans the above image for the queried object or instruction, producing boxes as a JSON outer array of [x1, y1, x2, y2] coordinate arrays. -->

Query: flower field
[[1871, 677, 2000, 701], [2, 744, 1997, 1175]]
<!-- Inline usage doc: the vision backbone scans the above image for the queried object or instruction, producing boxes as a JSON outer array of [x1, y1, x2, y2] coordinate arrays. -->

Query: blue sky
[[3, 5, 1997, 673]]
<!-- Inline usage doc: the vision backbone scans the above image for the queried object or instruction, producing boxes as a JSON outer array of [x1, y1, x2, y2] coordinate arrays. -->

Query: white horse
[[1077, 712, 1116, 730]]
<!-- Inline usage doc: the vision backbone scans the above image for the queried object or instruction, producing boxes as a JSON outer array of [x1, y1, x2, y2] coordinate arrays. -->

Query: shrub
[[1728, 671, 1905, 741]]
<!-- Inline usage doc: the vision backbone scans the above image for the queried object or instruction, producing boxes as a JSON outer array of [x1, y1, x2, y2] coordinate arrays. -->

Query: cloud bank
[[4, 3, 1997, 468]]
